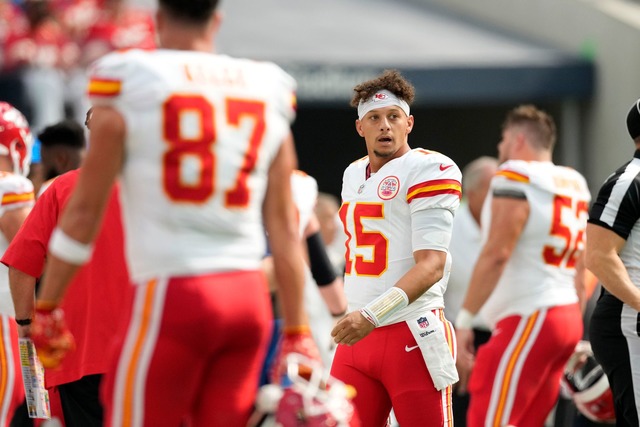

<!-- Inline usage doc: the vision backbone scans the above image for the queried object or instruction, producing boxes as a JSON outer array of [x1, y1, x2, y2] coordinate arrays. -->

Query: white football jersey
[[291, 171, 334, 365], [340, 148, 461, 325], [0, 172, 34, 316], [87, 49, 297, 281], [291, 170, 318, 237], [481, 160, 591, 328]]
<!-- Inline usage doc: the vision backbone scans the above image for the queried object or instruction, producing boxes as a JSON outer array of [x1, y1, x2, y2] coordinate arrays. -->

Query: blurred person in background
[[5, 167, 130, 427], [0, 2, 31, 116], [456, 105, 590, 427], [262, 171, 347, 370], [0, 102, 35, 426], [36, 119, 86, 196], [2, 0, 79, 133], [445, 155, 498, 427], [65, 0, 156, 126]]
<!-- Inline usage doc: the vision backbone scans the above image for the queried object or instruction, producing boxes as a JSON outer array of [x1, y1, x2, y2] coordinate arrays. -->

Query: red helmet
[[250, 353, 360, 427], [561, 341, 616, 423], [0, 102, 33, 176]]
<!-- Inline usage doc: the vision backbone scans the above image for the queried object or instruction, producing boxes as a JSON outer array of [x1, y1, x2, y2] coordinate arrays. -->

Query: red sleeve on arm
[[1, 171, 77, 277]]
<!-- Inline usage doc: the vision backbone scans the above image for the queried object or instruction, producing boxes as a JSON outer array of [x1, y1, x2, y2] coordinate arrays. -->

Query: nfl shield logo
[[417, 317, 429, 329]]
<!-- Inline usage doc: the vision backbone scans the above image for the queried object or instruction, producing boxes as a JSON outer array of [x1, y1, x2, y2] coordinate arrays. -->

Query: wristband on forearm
[[359, 287, 409, 327], [35, 300, 58, 313], [455, 308, 474, 330], [48, 227, 94, 265], [283, 325, 309, 334]]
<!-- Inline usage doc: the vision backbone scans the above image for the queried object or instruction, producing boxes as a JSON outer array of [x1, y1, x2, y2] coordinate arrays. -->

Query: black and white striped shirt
[[589, 149, 640, 284]]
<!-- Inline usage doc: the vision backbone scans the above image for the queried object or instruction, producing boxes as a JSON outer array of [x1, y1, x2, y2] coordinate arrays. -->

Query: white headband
[[357, 90, 410, 120]]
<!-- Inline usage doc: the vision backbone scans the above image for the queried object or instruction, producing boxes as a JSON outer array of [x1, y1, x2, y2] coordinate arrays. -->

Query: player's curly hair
[[159, 0, 219, 24], [503, 104, 556, 150], [350, 70, 415, 108]]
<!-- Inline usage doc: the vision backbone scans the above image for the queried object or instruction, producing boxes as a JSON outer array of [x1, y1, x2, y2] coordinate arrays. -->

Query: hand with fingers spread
[[331, 311, 375, 346]]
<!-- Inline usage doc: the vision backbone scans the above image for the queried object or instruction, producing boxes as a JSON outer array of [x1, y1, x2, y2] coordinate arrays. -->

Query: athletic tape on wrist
[[361, 287, 409, 327], [455, 308, 474, 330], [48, 227, 94, 265]]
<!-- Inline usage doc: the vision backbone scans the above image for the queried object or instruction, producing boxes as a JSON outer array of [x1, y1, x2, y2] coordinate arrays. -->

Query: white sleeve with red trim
[[0, 172, 34, 216], [406, 149, 462, 216]]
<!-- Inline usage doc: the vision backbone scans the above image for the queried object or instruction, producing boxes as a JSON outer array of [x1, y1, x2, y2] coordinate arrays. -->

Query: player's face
[[356, 106, 413, 163]]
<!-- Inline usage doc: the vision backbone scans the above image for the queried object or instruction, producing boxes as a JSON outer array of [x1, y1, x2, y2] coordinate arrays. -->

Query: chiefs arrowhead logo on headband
[[357, 90, 410, 120]]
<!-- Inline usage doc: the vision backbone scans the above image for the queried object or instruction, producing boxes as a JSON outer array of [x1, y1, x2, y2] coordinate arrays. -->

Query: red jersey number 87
[[162, 94, 266, 207]]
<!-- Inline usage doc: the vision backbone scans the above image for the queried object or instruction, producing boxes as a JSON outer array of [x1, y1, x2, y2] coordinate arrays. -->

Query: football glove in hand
[[30, 304, 75, 369], [270, 325, 322, 384]]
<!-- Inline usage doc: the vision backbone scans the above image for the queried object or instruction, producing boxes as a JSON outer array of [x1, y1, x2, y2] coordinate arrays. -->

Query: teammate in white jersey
[[29, 1, 318, 426], [290, 171, 347, 366], [0, 102, 35, 426], [455, 105, 590, 427], [330, 70, 462, 427], [263, 170, 347, 369], [446, 156, 498, 427]]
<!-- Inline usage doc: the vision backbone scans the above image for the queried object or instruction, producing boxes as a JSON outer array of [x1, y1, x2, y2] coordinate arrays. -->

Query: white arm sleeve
[[411, 208, 454, 252]]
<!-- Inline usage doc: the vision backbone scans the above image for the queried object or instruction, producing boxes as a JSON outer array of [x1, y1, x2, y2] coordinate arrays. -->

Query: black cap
[[627, 99, 640, 140]]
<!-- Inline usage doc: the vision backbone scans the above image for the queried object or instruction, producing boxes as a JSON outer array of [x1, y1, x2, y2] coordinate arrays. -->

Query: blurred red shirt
[[1, 169, 133, 388]]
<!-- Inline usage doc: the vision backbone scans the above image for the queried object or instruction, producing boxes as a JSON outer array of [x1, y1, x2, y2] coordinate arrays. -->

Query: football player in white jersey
[[455, 105, 590, 427], [329, 70, 462, 426], [262, 171, 348, 370], [0, 102, 35, 426], [29, 1, 319, 426], [290, 171, 347, 365]]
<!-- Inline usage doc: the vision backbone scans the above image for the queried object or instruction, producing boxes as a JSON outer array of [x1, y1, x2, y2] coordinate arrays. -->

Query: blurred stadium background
[[208, 0, 637, 201]]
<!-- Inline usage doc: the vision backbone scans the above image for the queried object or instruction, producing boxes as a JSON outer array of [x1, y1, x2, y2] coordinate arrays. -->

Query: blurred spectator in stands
[[52, 0, 101, 44], [0, 2, 31, 116], [2, 0, 79, 133], [65, 0, 155, 126], [80, 0, 155, 66]]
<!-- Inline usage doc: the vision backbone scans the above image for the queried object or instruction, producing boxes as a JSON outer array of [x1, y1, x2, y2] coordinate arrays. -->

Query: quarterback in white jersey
[[456, 105, 589, 427], [330, 70, 461, 427], [32, 2, 318, 426], [340, 149, 458, 323]]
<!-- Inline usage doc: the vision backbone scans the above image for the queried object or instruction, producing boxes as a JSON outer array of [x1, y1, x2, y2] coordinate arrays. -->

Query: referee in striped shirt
[[587, 99, 640, 426]]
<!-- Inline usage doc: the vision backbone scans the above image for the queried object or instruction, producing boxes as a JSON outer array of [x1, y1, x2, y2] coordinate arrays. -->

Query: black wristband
[[15, 318, 32, 326]]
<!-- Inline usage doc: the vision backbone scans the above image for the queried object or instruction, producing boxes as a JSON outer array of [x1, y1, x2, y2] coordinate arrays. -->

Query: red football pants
[[331, 310, 455, 427], [102, 270, 272, 427], [0, 316, 23, 427], [467, 303, 582, 427]]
